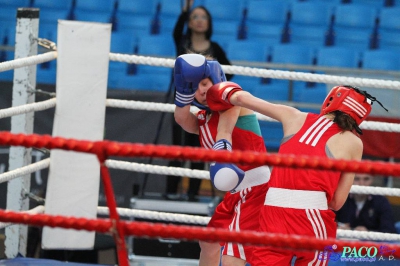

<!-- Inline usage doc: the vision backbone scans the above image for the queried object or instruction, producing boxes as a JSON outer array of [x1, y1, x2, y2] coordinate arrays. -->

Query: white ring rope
[[1, 52, 399, 91], [4, 205, 398, 242], [0, 98, 398, 133], [0, 99, 399, 133], [105, 99, 400, 133], [106, 159, 400, 197], [105, 159, 209, 180], [350, 185, 400, 197], [109, 53, 400, 90], [97, 206, 210, 226], [0, 158, 50, 184], [0, 98, 56, 119], [337, 229, 400, 242], [0, 52, 57, 73], [4, 159, 400, 197]]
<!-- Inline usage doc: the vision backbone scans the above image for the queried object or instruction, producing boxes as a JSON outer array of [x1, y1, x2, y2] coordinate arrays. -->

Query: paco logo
[[319, 244, 396, 263]]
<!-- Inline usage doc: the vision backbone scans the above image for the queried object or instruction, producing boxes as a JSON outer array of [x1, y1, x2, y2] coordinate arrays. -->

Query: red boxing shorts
[[252, 188, 337, 266], [208, 182, 269, 262]]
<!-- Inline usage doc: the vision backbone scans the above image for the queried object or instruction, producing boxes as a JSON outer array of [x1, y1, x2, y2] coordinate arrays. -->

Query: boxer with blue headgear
[[173, 54, 269, 192], [173, 53, 270, 266]]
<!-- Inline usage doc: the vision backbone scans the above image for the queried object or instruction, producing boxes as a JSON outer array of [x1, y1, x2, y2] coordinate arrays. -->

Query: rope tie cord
[[0, 132, 399, 176]]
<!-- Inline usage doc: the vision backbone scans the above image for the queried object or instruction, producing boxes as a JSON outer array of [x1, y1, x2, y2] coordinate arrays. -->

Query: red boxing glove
[[206, 81, 243, 111]]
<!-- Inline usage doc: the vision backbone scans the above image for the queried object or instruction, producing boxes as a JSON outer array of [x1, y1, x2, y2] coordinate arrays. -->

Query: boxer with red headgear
[[207, 83, 386, 265], [173, 54, 270, 266]]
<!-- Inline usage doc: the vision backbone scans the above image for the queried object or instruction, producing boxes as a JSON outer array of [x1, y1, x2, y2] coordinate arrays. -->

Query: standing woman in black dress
[[165, 0, 233, 201]]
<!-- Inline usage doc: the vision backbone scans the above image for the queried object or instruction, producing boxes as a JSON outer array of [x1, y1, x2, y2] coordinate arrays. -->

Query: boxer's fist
[[174, 54, 207, 107], [209, 139, 245, 192], [206, 81, 243, 111]]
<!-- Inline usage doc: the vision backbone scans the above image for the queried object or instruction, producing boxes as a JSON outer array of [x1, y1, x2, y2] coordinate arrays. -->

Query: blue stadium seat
[[378, 6, 400, 50], [0, 5, 17, 19], [0, 50, 14, 81], [158, 0, 180, 34], [110, 34, 174, 91], [334, 4, 378, 28], [158, 16, 176, 34], [259, 120, 283, 151], [212, 20, 240, 47], [108, 71, 171, 91], [75, 0, 116, 12], [36, 58, 57, 85], [39, 9, 71, 24], [38, 23, 58, 44], [226, 40, 271, 92], [32, 0, 74, 10], [137, 34, 175, 58], [0, 0, 30, 8], [350, 0, 388, 8], [333, 28, 375, 50], [159, 0, 181, 18], [289, 25, 329, 48], [333, 4, 378, 50], [117, 0, 157, 16], [227, 40, 270, 62], [108, 31, 138, 82], [38, 8, 70, 40], [270, 43, 315, 67], [74, 10, 114, 24], [203, 0, 244, 21], [379, 7, 400, 32], [247, 0, 290, 25], [288, 2, 334, 47], [292, 46, 361, 104], [253, 44, 315, 102], [108, 34, 172, 91], [246, 22, 284, 44], [378, 31, 400, 52], [362, 50, 400, 71], [136, 34, 174, 72], [292, 82, 329, 104], [316, 46, 361, 69], [290, 2, 333, 27], [115, 14, 153, 37]]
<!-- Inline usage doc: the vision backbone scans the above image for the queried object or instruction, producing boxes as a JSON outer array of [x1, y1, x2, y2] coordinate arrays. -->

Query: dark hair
[[186, 6, 213, 40], [332, 110, 362, 134]]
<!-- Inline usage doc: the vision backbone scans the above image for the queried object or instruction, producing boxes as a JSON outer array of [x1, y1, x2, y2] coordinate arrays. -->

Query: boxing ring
[[1, 8, 400, 266]]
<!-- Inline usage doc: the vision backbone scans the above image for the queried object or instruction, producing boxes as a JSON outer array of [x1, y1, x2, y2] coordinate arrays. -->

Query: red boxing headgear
[[321, 86, 372, 125]]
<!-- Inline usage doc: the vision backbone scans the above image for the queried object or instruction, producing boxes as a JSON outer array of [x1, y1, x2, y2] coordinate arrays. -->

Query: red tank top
[[269, 113, 344, 203], [197, 110, 266, 171]]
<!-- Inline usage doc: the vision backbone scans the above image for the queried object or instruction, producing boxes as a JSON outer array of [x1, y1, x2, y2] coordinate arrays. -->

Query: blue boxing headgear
[[192, 60, 227, 111]]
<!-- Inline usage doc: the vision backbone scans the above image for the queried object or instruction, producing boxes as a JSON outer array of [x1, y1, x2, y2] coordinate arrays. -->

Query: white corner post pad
[[42, 20, 111, 250]]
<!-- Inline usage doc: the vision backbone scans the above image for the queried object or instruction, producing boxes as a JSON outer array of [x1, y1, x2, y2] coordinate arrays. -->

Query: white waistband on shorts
[[233, 166, 271, 192], [264, 187, 328, 210]]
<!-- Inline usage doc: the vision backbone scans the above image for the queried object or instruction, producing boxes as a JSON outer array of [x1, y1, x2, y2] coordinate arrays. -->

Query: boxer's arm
[[216, 106, 241, 143], [230, 90, 301, 123], [174, 105, 199, 135]]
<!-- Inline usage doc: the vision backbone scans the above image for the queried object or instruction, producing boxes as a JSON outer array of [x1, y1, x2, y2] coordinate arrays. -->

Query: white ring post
[[42, 20, 111, 250], [5, 8, 39, 259]]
